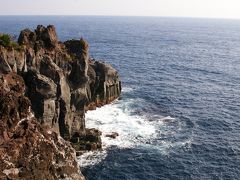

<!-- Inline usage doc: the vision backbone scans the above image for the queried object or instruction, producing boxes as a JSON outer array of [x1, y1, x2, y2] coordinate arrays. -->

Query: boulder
[[72, 128, 102, 152], [105, 132, 119, 139]]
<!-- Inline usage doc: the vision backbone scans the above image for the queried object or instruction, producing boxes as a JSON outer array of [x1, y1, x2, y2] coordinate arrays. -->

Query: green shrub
[[0, 34, 11, 46], [0, 34, 23, 50]]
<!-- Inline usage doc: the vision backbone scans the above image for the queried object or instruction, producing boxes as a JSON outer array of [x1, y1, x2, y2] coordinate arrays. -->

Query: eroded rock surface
[[0, 25, 121, 179], [0, 25, 121, 143], [0, 73, 84, 180]]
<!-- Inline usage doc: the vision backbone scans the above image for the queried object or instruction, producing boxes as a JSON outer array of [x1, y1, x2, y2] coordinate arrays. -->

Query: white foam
[[78, 150, 107, 168], [147, 138, 193, 156], [159, 116, 176, 121], [121, 87, 134, 93], [85, 98, 157, 149], [79, 87, 192, 167]]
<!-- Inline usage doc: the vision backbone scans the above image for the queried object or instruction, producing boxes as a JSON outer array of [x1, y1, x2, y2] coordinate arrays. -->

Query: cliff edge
[[0, 25, 121, 179]]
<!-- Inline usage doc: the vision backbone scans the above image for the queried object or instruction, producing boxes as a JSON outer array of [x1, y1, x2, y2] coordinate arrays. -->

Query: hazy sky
[[1, 0, 240, 19]]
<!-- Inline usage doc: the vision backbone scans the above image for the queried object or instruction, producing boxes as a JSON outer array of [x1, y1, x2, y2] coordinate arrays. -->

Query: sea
[[1, 16, 240, 180]]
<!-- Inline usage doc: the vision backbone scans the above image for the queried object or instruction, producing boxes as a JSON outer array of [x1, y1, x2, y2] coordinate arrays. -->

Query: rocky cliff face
[[0, 73, 84, 180], [0, 25, 121, 179]]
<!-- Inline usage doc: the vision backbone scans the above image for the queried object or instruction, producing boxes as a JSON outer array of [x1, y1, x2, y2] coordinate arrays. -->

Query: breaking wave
[[78, 87, 191, 167]]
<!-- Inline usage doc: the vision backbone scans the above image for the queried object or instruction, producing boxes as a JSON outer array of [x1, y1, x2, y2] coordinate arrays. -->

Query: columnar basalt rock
[[86, 60, 122, 110], [0, 25, 121, 153]]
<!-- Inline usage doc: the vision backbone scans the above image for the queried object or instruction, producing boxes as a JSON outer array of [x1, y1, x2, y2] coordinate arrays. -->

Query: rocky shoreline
[[0, 25, 121, 179]]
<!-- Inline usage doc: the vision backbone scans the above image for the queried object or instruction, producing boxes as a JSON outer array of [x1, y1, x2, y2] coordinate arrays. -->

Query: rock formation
[[0, 25, 121, 179], [105, 132, 119, 139], [0, 73, 84, 180]]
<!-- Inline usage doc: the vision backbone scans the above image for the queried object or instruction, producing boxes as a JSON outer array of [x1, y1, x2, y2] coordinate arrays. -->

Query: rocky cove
[[0, 25, 121, 179]]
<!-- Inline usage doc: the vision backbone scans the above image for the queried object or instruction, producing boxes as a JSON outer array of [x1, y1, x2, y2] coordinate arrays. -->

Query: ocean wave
[[78, 150, 108, 168], [79, 87, 190, 167], [121, 87, 134, 93], [85, 98, 157, 149]]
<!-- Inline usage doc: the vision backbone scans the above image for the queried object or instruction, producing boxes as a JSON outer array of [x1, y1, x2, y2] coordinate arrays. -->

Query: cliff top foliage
[[0, 34, 11, 46], [0, 34, 23, 51]]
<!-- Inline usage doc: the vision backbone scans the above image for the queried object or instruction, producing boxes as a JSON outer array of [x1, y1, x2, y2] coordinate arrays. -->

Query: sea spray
[[79, 87, 190, 167]]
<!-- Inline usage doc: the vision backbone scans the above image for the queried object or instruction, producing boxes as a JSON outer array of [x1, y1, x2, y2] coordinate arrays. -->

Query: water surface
[[1, 16, 240, 180]]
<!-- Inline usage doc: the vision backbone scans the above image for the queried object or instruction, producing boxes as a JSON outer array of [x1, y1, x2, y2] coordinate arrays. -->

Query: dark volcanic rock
[[67, 38, 89, 89], [18, 25, 58, 49], [35, 25, 58, 48], [106, 132, 119, 139], [64, 38, 89, 58], [86, 60, 121, 110], [18, 28, 36, 48], [24, 69, 58, 130], [72, 128, 102, 151], [0, 25, 122, 180], [0, 73, 84, 180], [0, 25, 121, 155]]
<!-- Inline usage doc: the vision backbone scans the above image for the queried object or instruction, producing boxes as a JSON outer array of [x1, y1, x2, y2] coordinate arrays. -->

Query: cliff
[[0, 25, 121, 179], [0, 73, 84, 179]]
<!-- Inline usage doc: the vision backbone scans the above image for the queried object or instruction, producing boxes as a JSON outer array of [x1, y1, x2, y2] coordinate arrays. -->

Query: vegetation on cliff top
[[0, 34, 11, 46], [0, 34, 23, 51]]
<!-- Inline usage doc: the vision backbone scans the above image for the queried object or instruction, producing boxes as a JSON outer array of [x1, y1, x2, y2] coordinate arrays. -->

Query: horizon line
[[0, 14, 240, 21]]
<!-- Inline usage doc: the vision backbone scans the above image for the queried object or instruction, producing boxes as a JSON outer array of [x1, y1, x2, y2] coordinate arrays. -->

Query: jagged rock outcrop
[[0, 25, 121, 151], [86, 60, 122, 110], [0, 72, 84, 180], [0, 25, 121, 179]]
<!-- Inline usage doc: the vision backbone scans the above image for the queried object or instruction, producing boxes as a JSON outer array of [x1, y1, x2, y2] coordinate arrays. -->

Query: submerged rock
[[105, 132, 119, 139]]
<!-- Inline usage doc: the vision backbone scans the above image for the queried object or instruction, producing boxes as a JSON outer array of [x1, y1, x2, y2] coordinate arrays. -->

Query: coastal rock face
[[0, 73, 84, 180], [86, 60, 122, 110], [0, 25, 121, 144], [0, 24, 121, 178]]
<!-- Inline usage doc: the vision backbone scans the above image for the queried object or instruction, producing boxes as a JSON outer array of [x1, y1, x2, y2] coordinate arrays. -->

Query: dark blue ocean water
[[1, 16, 240, 180]]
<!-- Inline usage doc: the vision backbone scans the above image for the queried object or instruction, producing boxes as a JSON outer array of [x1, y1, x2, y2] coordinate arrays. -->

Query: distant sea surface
[[1, 16, 240, 180]]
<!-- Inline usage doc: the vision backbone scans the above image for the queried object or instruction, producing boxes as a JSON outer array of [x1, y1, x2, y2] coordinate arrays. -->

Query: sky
[[1, 0, 240, 19]]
